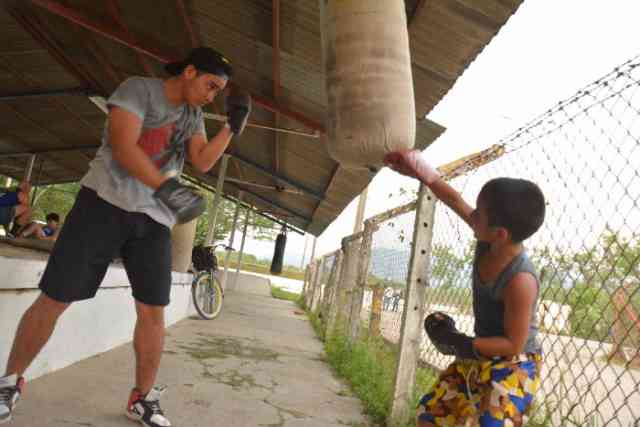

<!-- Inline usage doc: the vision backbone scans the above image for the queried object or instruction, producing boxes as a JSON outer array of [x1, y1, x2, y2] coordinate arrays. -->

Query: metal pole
[[300, 233, 309, 270], [354, 187, 368, 234], [233, 206, 251, 290], [310, 236, 317, 263], [222, 192, 243, 291], [205, 154, 229, 246], [24, 154, 36, 183]]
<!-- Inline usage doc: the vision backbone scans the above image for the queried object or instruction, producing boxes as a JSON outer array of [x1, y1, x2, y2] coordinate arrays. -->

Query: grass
[[321, 323, 438, 426], [270, 285, 301, 302], [219, 258, 306, 281]]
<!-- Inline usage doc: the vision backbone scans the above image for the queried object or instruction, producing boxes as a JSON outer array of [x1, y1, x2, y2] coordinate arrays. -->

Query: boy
[[18, 212, 60, 241], [0, 46, 250, 426], [384, 150, 545, 427]]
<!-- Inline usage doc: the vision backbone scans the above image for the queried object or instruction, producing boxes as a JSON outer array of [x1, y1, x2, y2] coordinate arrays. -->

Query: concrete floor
[[9, 285, 371, 426]]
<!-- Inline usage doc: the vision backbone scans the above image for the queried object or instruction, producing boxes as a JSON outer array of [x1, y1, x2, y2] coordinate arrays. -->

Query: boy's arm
[[473, 272, 538, 357], [384, 151, 474, 227]]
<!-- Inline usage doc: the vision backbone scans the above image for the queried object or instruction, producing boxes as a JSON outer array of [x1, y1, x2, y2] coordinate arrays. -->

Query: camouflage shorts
[[417, 353, 542, 427]]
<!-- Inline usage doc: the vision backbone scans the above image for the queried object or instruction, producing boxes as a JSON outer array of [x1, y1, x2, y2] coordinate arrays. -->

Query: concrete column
[[369, 285, 384, 337], [232, 206, 251, 291], [222, 193, 243, 291], [205, 154, 229, 245], [170, 219, 198, 273]]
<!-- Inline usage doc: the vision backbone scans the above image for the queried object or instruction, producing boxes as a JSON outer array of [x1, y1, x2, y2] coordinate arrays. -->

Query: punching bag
[[270, 231, 287, 275], [322, 0, 416, 170]]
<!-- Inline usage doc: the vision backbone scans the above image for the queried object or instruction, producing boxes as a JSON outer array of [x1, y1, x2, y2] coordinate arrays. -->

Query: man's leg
[[133, 301, 165, 395], [1, 294, 70, 424], [5, 293, 70, 377]]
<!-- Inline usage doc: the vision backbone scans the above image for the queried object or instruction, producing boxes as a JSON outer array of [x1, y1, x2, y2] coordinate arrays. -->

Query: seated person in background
[[18, 212, 61, 241], [0, 182, 32, 237]]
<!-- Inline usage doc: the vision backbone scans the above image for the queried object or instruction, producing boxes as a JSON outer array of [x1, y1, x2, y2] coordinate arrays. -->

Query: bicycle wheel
[[191, 271, 224, 320]]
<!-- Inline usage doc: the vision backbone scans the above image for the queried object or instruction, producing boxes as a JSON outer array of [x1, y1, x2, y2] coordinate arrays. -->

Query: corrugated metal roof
[[0, 0, 522, 235]]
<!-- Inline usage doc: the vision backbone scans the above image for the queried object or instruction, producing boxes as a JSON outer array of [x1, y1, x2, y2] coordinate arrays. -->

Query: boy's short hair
[[46, 212, 60, 223], [479, 178, 545, 243]]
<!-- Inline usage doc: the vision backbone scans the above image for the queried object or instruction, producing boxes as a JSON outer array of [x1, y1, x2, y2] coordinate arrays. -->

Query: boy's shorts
[[39, 187, 172, 306], [417, 353, 542, 427]]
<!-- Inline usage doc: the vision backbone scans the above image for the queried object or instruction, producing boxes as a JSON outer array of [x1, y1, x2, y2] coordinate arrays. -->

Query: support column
[[222, 192, 243, 291], [232, 206, 251, 291], [205, 154, 229, 245], [349, 221, 375, 343]]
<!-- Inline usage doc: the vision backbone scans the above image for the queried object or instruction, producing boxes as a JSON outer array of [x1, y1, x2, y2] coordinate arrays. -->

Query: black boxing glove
[[424, 312, 479, 360], [154, 178, 206, 224], [225, 92, 251, 135]]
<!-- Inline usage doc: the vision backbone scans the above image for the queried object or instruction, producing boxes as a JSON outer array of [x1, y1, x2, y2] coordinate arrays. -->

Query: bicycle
[[190, 243, 233, 320]]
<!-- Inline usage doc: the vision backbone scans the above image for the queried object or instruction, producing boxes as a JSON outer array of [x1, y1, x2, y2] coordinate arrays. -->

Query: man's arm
[[188, 126, 233, 173], [473, 272, 538, 357], [109, 107, 167, 190]]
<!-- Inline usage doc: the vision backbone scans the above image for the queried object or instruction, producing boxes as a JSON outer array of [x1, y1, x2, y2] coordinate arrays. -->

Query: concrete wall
[[0, 254, 194, 381]]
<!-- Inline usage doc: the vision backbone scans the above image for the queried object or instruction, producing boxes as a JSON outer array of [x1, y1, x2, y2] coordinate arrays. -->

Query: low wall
[[0, 251, 194, 381]]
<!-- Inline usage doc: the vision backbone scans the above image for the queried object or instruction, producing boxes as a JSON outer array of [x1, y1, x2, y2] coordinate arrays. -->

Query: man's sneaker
[[0, 374, 24, 425], [126, 386, 171, 427]]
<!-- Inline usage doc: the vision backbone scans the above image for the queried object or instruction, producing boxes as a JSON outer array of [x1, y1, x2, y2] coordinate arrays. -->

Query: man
[[0, 47, 251, 427], [17, 212, 61, 241]]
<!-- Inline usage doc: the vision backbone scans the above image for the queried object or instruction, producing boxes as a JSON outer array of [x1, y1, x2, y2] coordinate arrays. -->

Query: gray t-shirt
[[472, 241, 542, 354], [81, 77, 206, 228]]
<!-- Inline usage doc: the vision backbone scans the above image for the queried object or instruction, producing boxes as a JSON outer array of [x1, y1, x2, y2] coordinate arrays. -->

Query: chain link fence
[[302, 56, 640, 426]]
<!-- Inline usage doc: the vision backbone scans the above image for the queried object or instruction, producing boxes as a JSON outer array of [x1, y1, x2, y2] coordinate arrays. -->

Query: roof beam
[[181, 173, 304, 235], [231, 154, 323, 201], [222, 179, 312, 224], [0, 87, 95, 101], [107, 0, 157, 77], [8, 8, 103, 94], [272, 0, 281, 174], [175, 0, 199, 48], [30, 0, 325, 133]]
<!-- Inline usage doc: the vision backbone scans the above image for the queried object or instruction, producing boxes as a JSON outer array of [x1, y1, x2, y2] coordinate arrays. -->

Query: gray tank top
[[472, 242, 541, 354]]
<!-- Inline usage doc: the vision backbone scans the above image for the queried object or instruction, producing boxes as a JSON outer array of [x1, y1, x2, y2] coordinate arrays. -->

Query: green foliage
[[320, 324, 438, 427], [30, 182, 81, 222], [270, 286, 300, 302]]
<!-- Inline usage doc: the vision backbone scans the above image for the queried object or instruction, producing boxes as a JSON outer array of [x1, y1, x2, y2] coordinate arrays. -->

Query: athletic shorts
[[39, 187, 172, 306], [417, 353, 542, 427]]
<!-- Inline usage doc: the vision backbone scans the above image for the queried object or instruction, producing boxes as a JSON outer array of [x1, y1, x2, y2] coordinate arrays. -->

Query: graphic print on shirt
[[137, 122, 182, 169]]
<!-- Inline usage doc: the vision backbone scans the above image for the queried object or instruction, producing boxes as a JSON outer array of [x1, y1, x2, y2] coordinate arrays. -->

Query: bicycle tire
[[191, 271, 224, 320]]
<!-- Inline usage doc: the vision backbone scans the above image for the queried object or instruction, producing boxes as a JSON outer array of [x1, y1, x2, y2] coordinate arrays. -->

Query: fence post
[[306, 259, 320, 309], [349, 220, 376, 343], [369, 284, 384, 337], [335, 235, 361, 338], [389, 185, 437, 424], [310, 257, 325, 313], [326, 251, 344, 335]]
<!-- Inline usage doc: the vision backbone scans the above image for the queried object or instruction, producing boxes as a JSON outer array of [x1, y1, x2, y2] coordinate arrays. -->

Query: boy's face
[[47, 219, 59, 230], [471, 194, 509, 244]]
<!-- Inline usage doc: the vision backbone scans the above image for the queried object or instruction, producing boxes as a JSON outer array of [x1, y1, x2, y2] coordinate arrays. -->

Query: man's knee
[[31, 293, 70, 319], [135, 302, 165, 327]]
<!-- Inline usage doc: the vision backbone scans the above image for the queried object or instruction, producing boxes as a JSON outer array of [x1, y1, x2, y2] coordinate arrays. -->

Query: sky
[[237, 0, 640, 268]]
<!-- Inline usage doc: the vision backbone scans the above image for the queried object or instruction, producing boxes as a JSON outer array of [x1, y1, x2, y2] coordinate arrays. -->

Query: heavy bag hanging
[[270, 230, 287, 274], [322, 0, 416, 170]]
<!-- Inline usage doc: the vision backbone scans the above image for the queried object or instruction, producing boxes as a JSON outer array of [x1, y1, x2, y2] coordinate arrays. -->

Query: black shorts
[[39, 187, 172, 306]]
